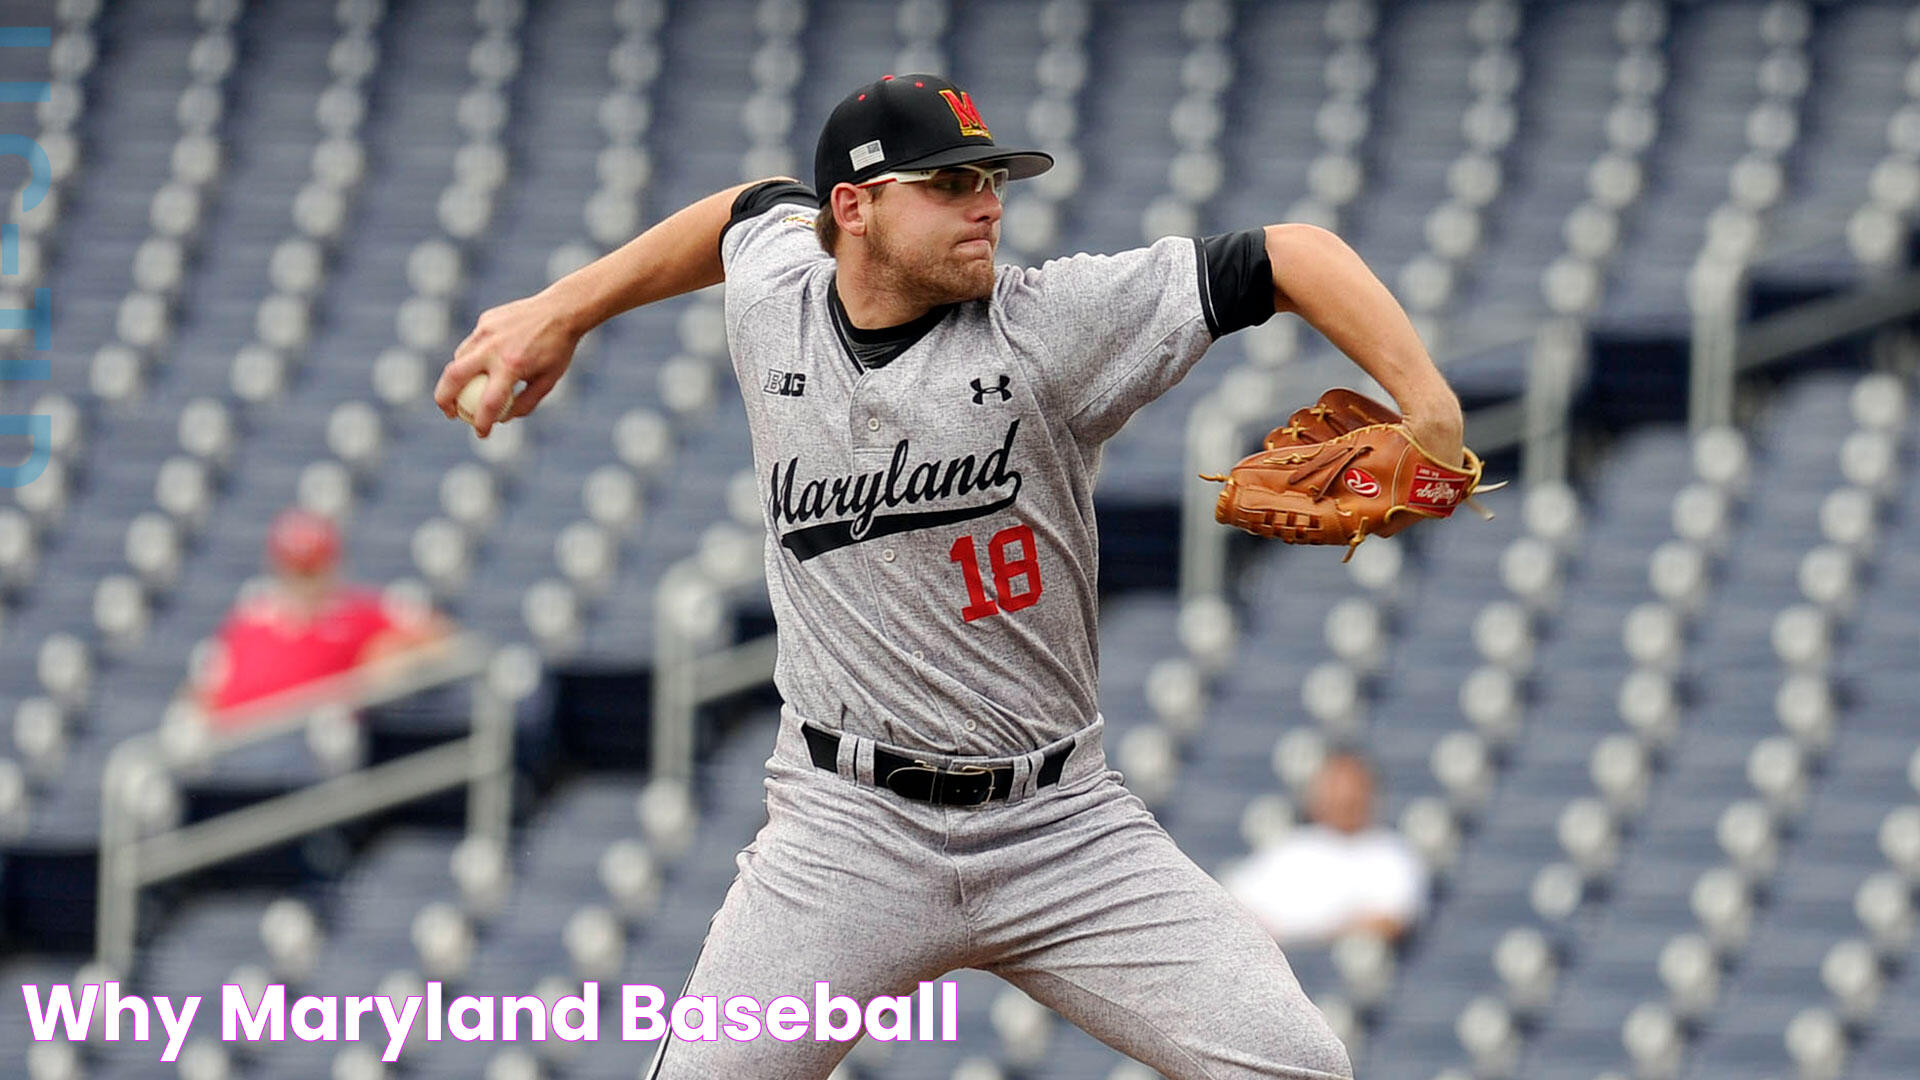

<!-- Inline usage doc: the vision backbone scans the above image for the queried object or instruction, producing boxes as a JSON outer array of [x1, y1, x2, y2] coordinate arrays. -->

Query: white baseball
[[456, 372, 515, 428]]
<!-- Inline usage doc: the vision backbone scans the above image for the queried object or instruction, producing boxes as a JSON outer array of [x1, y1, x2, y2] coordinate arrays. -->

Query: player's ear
[[831, 183, 870, 239]]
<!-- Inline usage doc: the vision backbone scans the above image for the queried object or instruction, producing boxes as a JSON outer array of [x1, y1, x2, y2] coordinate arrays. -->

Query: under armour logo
[[971, 375, 1011, 404]]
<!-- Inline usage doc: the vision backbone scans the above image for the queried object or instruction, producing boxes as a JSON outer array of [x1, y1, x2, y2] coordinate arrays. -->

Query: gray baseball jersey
[[722, 198, 1233, 755], [640, 190, 1350, 1080]]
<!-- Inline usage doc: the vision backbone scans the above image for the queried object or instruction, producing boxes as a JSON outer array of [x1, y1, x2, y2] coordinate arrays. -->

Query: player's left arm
[[1264, 223, 1465, 467]]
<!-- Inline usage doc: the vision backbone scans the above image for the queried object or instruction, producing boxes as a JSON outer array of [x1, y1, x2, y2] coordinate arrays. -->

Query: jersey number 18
[[947, 525, 1043, 622]]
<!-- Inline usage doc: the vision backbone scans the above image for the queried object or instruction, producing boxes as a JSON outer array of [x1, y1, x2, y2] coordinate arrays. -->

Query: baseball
[[455, 373, 514, 428]]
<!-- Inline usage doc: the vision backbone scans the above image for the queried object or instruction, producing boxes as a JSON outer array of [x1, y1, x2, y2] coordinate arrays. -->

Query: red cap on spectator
[[267, 509, 340, 575]]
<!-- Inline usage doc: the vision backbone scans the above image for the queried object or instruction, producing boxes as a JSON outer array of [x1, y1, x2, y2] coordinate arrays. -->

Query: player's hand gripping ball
[[455, 373, 515, 431], [1202, 388, 1502, 561]]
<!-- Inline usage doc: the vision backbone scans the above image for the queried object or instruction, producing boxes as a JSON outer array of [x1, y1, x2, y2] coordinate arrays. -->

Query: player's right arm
[[434, 178, 794, 436]]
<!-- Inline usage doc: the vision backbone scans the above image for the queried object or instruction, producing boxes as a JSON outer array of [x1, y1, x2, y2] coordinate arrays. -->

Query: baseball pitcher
[[437, 72, 1480, 1080]]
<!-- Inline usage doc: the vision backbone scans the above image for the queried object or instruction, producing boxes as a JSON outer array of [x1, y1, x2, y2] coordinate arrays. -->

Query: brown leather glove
[[1202, 388, 1496, 560]]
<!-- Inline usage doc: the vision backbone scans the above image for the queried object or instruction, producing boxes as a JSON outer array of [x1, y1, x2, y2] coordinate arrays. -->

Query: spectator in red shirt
[[194, 509, 448, 724]]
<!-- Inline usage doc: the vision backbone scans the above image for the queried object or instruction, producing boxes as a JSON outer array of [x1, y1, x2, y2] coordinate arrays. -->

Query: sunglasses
[[856, 163, 1010, 200]]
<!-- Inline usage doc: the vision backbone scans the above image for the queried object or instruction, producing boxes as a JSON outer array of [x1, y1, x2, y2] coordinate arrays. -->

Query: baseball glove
[[1201, 388, 1499, 561]]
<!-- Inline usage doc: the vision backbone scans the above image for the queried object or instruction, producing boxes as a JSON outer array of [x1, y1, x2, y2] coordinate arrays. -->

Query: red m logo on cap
[[938, 89, 991, 138]]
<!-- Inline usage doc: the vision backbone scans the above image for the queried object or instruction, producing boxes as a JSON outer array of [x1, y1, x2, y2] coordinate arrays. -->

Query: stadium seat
[[1271, 726, 1329, 798], [1455, 994, 1520, 1079], [554, 520, 617, 593], [1746, 735, 1809, 818], [1401, 795, 1462, 876], [1819, 937, 1883, 1025], [1117, 724, 1179, 807], [1557, 797, 1620, 882], [90, 574, 148, 652], [1239, 792, 1294, 851], [1472, 600, 1534, 672], [1326, 597, 1388, 673], [1301, 660, 1364, 735], [1853, 871, 1914, 962], [1849, 371, 1908, 433], [1144, 658, 1205, 739], [229, 343, 288, 403], [1670, 482, 1732, 552], [1621, 1000, 1683, 1080], [1176, 593, 1237, 674], [0, 508, 40, 590], [1784, 1006, 1847, 1080], [177, 397, 234, 469], [259, 897, 322, 983], [1880, 805, 1920, 883], [1432, 730, 1494, 817], [1621, 602, 1683, 672], [296, 460, 354, 520], [327, 401, 384, 474], [396, 296, 454, 353], [1715, 799, 1778, 881], [35, 633, 90, 712], [368, 347, 427, 411], [1493, 926, 1558, 1018], [1646, 540, 1708, 612], [1818, 486, 1876, 554], [130, 236, 185, 298], [410, 900, 475, 983], [635, 776, 696, 861], [582, 464, 640, 529], [327, 31, 378, 83], [292, 182, 349, 242], [438, 463, 498, 532], [1658, 931, 1720, 1022], [562, 904, 624, 980], [12, 698, 66, 785], [1590, 733, 1651, 817], [990, 985, 1054, 1069], [89, 342, 143, 405], [411, 518, 471, 595], [521, 579, 581, 655], [598, 838, 660, 922], [1459, 665, 1522, 747], [1692, 866, 1755, 956]]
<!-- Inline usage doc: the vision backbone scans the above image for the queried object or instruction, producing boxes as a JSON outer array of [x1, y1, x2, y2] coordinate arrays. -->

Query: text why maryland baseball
[[20, 980, 961, 1061]]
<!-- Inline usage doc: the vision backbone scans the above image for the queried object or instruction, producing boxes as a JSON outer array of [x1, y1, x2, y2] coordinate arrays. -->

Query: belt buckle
[[890, 760, 995, 807], [942, 762, 995, 807]]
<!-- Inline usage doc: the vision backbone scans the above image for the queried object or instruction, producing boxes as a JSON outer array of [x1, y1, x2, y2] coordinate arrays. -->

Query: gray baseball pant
[[645, 711, 1354, 1080]]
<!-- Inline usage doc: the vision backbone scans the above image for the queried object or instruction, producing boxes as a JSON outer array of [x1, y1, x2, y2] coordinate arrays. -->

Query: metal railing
[[1690, 210, 1920, 432], [94, 635, 512, 973], [650, 540, 775, 783], [1693, 257, 1920, 432]]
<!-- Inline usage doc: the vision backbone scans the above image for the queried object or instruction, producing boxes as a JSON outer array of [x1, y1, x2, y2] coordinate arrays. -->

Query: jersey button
[[866, 416, 880, 431], [913, 650, 924, 660], [964, 720, 977, 732], [882, 548, 895, 562]]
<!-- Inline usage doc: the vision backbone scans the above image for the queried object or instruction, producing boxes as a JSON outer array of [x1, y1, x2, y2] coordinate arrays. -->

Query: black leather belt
[[802, 724, 1072, 806]]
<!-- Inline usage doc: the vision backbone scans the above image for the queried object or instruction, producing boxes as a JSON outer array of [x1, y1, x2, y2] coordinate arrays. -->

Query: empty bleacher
[[3, 2, 1919, 1079]]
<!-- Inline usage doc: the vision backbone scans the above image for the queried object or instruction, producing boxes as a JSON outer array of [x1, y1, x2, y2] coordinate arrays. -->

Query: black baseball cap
[[813, 74, 1053, 204]]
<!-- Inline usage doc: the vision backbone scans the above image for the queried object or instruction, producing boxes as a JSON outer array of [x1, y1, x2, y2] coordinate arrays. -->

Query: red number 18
[[947, 525, 1043, 622]]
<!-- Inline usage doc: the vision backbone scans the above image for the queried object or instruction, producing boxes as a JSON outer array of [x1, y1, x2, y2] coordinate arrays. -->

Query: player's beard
[[868, 215, 997, 306]]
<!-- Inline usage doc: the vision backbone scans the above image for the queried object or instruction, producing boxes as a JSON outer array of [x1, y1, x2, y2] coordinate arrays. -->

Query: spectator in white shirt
[[1223, 751, 1429, 945]]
